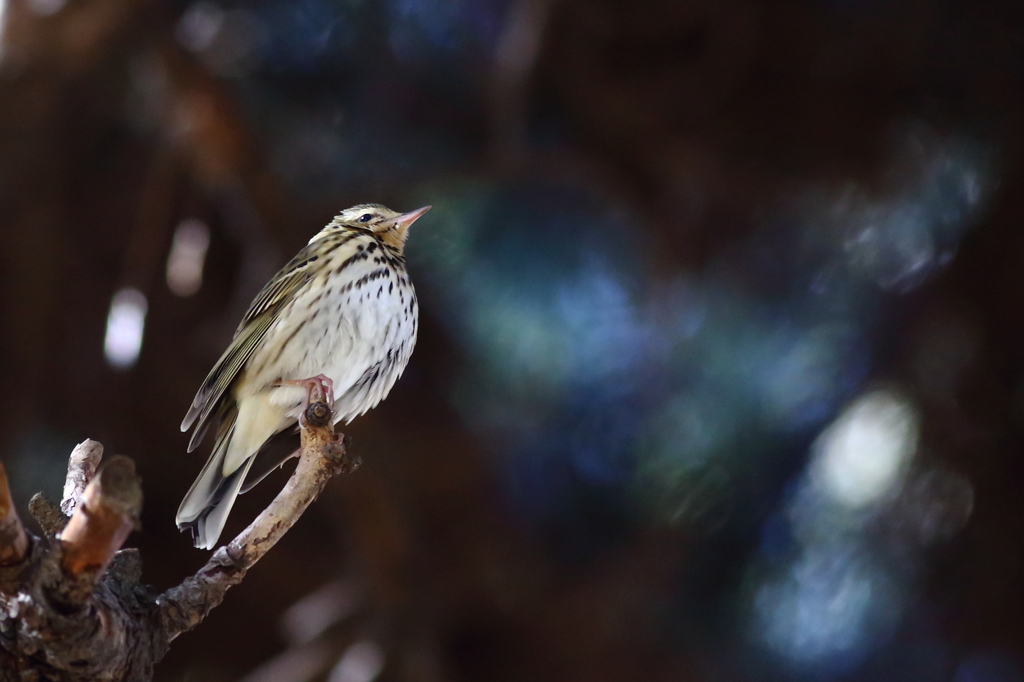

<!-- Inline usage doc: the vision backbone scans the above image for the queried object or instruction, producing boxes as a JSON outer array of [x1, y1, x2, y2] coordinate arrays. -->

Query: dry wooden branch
[[60, 456, 141, 576], [49, 456, 142, 609], [157, 401, 358, 640], [61, 439, 104, 517], [1, 456, 152, 681], [0, 462, 28, 569], [28, 492, 67, 539], [0, 401, 356, 681]]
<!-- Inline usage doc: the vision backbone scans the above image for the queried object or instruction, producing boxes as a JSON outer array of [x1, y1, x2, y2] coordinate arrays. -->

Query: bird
[[176, 203, 429, 549]]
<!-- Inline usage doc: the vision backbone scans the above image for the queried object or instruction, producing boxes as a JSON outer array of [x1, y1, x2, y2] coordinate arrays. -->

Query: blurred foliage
[[0, 0, 1023, 681]]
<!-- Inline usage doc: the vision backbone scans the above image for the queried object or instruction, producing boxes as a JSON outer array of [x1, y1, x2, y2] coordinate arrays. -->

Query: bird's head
[[330, 204, 431, 252]]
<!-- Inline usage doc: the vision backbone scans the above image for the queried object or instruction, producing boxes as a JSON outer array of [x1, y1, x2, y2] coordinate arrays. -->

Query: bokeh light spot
[[166, 218, 211, 297], [176, 2, 225, 52], [754, 545, 903, 669], [103, 287, 148, 370], [26, 0, 64, 17], [328, 640, 385, 682], [810, 389, 918, 509]]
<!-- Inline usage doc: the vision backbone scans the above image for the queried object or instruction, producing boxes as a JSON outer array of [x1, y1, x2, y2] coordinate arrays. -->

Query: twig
[[47, 456, 142, 609], [157, 400, 358, 640], [28, 493, 67, 539], [61, 439, 104, 517], [0, 462, 28, 569]]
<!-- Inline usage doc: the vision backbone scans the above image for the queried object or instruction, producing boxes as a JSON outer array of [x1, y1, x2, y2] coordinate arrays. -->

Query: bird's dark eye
[[358, 213, 374, 223]]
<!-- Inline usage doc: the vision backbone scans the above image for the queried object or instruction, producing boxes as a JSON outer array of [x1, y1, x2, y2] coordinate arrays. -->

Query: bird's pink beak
[[391, 205, 431, 229]]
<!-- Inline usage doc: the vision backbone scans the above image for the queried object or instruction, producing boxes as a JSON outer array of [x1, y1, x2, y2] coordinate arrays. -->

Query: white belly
[[238, 259, 418, 425]]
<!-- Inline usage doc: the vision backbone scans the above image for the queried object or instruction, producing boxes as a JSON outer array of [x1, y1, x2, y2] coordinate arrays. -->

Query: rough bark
[[61, 440, 104, 517], [0, 402, 354, 681]]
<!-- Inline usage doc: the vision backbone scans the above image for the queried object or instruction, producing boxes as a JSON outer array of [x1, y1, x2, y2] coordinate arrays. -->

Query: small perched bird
[[177, 204, 429, 549]]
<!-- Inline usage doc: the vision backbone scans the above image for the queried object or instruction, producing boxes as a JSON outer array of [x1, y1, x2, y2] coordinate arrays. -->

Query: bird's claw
[[307, 373, 335, 407], [285, 374, 336, 428]]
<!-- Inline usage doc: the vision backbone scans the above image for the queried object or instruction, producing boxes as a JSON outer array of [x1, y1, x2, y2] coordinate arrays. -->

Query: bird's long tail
[[176, 409, 255, 550]]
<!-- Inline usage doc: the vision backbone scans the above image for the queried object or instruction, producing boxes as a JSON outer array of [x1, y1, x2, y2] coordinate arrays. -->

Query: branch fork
[[0, 401, 356, 681]]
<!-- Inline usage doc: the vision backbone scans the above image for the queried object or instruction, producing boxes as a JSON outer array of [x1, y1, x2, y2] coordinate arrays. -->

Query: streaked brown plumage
[[177, 204, 429, 549]]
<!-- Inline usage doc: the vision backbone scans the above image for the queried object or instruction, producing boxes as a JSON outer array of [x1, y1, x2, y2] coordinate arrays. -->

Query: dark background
[[0, 0, 1022, 680]]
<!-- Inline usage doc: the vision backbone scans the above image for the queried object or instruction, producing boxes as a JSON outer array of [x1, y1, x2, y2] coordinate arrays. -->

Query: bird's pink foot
[[283, 374, 335, 426]]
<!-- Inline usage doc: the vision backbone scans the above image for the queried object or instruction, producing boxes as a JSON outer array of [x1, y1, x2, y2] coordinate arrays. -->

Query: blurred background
[[0, 0, 1022, 680]]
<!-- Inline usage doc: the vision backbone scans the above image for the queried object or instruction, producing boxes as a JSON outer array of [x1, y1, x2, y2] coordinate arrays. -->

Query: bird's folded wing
[[181, 314, 274, 452], [180, 242, 326, 450]]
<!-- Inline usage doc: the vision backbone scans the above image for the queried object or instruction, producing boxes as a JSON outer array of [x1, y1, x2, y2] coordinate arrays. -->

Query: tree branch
[[0, 400, 357, 681], [29, 492, 67, 539], [157, 401, 358, 640], [61, 439, 104, 517], [48, 456, 142, 609]]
